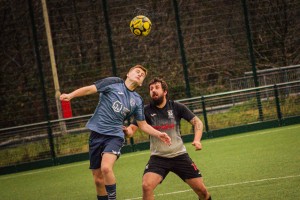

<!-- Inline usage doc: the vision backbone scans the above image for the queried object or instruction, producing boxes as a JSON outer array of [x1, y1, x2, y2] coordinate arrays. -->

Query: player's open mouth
[[152, 94, 159, 98]]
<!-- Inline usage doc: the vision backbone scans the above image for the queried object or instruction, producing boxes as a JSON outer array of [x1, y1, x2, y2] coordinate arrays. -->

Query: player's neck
[[156, 98, 167, 109], [124, 79, 138, 91]]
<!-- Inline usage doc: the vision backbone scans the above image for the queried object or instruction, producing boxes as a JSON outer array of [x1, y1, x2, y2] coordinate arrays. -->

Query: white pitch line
[[122, 152, 149, 158], [124, 174, 300, 200], [1, 125, 298, 180], [0, 152, 149, 180], [0, 161, 89, 180], [207, 174, 300, 189]]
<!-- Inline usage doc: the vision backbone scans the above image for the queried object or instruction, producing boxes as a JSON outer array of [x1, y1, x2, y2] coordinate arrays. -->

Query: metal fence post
[[28, 0, 56, 164], [201, 96, 210, 137], [129, 137, 135, 152], [102, 0, 117, 76], [172, 0, 191, 98], [273, 84, 283, 126], [241, 0, 264, 121]]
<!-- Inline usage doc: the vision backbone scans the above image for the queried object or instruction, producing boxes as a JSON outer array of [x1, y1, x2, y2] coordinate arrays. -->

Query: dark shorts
[[89, 131, 125, 169], [143, 153, 202, 182]]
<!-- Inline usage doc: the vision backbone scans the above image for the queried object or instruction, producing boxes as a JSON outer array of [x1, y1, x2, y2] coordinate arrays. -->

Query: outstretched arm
[[60, 85, 97, 101], [190, 116, 204, 151], [136, 120, 172, 145]]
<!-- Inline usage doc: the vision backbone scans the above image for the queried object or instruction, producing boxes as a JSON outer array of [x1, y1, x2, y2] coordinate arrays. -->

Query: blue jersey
[[86, 77, 145, 138]]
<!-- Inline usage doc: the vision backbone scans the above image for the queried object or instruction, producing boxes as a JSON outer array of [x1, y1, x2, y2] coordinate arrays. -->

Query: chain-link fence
[[1, 0, 299, 128]]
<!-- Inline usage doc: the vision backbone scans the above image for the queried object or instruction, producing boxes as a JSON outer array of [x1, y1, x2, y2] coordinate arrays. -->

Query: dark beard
[[151, 95, 164, 106]]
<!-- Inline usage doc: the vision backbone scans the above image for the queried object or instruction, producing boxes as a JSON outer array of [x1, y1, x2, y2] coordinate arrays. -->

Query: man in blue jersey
[[60, 65, 171, 200], [124, 77, 211, 200]]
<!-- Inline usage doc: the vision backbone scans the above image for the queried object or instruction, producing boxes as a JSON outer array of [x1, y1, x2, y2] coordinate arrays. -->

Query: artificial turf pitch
[[1, 124, 299, 200]]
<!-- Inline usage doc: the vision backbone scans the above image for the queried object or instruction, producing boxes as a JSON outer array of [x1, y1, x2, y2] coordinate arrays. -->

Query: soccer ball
[[130, 15, 152, 36]]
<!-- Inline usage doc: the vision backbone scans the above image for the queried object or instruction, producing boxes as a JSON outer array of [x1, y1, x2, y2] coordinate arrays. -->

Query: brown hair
[[128, 64, 148, 76], [148, 77, 168, 93]]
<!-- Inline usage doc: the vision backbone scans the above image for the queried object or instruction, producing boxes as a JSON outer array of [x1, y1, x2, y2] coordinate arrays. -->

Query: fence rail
[[1, 81, 299, 173], [230, 64, 300, 90]]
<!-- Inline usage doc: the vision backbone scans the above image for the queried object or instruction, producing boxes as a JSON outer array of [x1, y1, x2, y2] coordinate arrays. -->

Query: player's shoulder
[[170, 100, 184, 108], [143, 104, 154, 113], [94, 77, 123, 87], [103, 77, 124, 84], [172, 100, 190, 111], [131, 90, 143, 101], [144, 104, 151, 110]]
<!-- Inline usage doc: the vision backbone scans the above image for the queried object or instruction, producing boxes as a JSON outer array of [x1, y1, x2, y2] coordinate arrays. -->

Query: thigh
[[185, 177, 205, 189], [102, 135, 124, 158], [143, 156, 170, 183], [171, 154, 202, 181], [101, 152, 118, 169], [89, 131, 105, 169], [143, 172, 163, 189], [89, 132, 124, 169]]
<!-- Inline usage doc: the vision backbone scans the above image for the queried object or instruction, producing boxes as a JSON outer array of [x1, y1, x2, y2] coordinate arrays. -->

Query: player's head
[[148, 77, 168, 106], [126, 65, 148, 86]]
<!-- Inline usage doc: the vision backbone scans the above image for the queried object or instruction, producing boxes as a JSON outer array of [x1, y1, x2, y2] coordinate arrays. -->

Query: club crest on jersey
[[130, 98, 136, 107], [112, 101, 123, 112], [167, 110, 174, 119]]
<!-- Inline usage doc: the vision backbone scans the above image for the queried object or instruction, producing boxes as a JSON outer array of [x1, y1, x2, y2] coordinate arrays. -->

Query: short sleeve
[[94, 77, 123, 92], [133, 101, 145, 121], [175, 102, 195, 122]]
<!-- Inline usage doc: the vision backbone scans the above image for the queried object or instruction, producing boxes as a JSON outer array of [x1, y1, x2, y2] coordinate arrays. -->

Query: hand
[[60, 93, 72, 101], [192, 141, 202, 151], [158, 132, 171, 146], [122, 126, 133, 138]]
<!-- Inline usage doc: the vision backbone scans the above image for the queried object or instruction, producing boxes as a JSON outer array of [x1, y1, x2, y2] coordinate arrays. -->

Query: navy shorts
[[89, 131, 125, 169], [143, 153, 202, 182]]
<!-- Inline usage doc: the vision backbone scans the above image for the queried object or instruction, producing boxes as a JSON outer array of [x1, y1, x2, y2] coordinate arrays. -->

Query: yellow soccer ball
[[130, 15, 152, 36]]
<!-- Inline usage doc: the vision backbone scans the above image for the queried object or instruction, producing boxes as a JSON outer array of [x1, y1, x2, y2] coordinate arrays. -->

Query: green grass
[[1, 124, 299, 200]]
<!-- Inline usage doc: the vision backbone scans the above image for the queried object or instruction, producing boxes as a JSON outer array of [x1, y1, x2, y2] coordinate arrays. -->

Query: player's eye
[[136, 70, 143, 76]]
